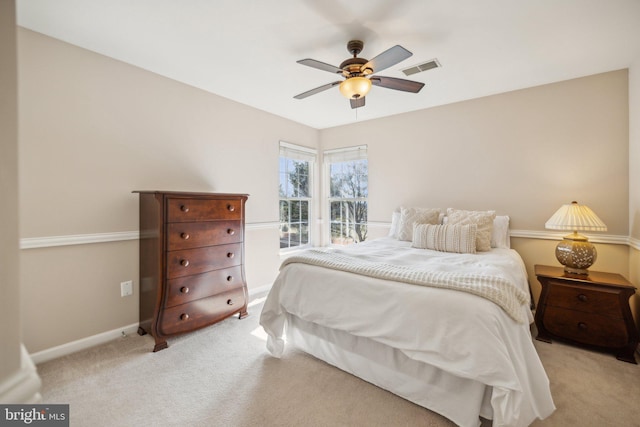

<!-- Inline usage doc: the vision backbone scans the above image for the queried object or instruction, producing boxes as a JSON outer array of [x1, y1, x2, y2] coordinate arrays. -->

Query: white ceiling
[[16, 0, 640, 129]]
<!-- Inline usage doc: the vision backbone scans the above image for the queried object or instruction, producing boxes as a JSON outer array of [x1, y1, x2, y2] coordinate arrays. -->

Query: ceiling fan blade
[[370, 76, 425, 93], [297, 59, 343, 74], [294, 81, 342, 99], [350, 97, 365, 109], [361, 45, 412, 74]]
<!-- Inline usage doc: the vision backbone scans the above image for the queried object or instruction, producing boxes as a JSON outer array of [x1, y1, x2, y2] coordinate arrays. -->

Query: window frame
[[323, 145, 368, 246], [279, 141, 317, 253]]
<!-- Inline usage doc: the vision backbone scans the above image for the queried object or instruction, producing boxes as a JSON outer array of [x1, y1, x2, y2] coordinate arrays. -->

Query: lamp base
[[555, 232, 596, 275], [561, 265, 590, 275]]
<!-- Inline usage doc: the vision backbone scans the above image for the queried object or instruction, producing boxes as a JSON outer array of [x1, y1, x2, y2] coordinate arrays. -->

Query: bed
[[260, 208, 555, 427]]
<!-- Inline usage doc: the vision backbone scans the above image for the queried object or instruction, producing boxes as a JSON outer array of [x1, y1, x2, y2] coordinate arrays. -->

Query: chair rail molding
[[19, 224, 633, 249], [20, 231, 140, 249]]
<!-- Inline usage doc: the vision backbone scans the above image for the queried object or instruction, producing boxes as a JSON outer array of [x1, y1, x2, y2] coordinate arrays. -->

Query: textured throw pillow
[[446, 208, 496, 252], [412, 223, 477, 254], [491, 215, 511, 249], [397, 207, 441, 241]]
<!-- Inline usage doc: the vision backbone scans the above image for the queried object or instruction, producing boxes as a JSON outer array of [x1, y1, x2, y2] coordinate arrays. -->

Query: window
[[325, 145, 368, 245], [279, 142, 316, 250]]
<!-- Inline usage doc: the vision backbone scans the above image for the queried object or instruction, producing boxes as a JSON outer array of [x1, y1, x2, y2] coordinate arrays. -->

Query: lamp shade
[[545, 201, 607, 232], [339, 77, 372, 99]]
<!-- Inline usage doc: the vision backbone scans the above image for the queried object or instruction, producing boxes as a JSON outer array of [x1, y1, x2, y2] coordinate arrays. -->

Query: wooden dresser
[[534, 264, 638, 364], [134, 191, 249, 351]]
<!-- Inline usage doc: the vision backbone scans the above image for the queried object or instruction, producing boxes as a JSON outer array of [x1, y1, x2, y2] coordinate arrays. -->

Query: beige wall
[[321, 71, 629, 234], [17, 27, 638, 355], [1, 0, 21, 381], [18, 29, 318, 233], [1, 1, 41, 403], [18, 29, 318, 353]]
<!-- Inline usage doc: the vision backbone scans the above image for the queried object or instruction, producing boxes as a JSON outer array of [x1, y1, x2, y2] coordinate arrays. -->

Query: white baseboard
[[0, 345, 42, 403], [29, 285, 273, 365], [30, 323, 140, 365]]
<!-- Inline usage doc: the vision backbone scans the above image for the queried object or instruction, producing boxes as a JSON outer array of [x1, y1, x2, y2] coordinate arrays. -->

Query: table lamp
[[544, 201, 607, 275]]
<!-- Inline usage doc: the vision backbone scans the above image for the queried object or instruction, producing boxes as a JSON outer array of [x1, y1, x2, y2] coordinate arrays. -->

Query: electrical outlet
[[120, 280, 133, 297]]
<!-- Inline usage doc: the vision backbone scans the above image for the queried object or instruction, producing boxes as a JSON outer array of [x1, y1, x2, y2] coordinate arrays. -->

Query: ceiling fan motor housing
[[339, 57, 370, 77]]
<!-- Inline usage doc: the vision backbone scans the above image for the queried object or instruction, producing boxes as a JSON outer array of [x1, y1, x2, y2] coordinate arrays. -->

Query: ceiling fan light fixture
[[339, 77, 372, 99]]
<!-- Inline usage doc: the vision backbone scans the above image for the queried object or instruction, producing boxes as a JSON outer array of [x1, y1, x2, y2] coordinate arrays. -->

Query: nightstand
[[534, 264, 639, 364]]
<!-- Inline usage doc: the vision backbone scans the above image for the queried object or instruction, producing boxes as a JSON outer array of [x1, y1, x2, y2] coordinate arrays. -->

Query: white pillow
[[446, 208, 496, 252], [491, 215, 511, 249], [397, 207, 441, 241], [388, 209, 401, 238], [412, 223, 477, 254]]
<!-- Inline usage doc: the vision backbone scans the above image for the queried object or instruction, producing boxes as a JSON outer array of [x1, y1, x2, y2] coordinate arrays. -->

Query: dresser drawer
[[545, 281, 622, 317], [165, 266, 244, 307], [167, 220, 243, 250], [158, 288, 246, 336], [543, 306, 629, 348], [167, 198, 242, 222], [167, 243, 242, 279]]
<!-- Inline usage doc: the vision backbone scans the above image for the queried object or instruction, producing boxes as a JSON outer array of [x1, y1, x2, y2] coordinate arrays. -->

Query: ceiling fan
[[294, 40, 425, 109]]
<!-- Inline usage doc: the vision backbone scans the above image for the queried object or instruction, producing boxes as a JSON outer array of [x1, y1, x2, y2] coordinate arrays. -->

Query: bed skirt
[[285, 314, 494, 427]]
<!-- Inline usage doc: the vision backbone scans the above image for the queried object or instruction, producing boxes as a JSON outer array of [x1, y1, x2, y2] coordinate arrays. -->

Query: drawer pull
[[578, 322, 588, 330], [227, 204, 235, 212], [226, 275, 233, 282], [227, 228, 235, 235], [180, 286, 189, 294], [180, 259, 190, 267], [180, 313, 190, 321], [180, 232, 190, 240], [577, 294, 588, 302], [227, 299, 234, 306], [180, 205, 189, 213], [227, 252, 235, 259]]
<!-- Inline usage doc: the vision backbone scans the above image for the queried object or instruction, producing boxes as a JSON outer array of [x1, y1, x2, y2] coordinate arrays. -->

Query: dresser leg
[[153, 341, 168, 352], [238, 308, 249, 319], [615, 346, 638, 364], [535, 327, 553, 344], [137, 326, 147, 336], [535, 336, 552, 344]]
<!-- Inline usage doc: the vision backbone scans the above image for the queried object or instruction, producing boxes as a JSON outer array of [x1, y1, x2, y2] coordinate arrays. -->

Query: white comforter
[[260, 238, 555, 426]]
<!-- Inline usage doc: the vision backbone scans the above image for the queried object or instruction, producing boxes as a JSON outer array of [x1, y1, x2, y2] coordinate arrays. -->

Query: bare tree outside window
[[329, 159, 368, 244], [279, 157, 311, 249]]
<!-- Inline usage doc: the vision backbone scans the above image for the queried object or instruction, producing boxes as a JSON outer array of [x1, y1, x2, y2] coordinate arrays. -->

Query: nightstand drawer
[[546, 281, 622, 317], [543, 306, 629, 348]]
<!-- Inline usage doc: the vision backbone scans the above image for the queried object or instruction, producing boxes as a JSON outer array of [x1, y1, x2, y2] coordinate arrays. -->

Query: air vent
[[401, 59, 441, 76]]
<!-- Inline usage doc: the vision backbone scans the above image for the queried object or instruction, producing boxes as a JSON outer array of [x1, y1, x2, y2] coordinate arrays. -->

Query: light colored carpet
[[36, 296, 640, 426]]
